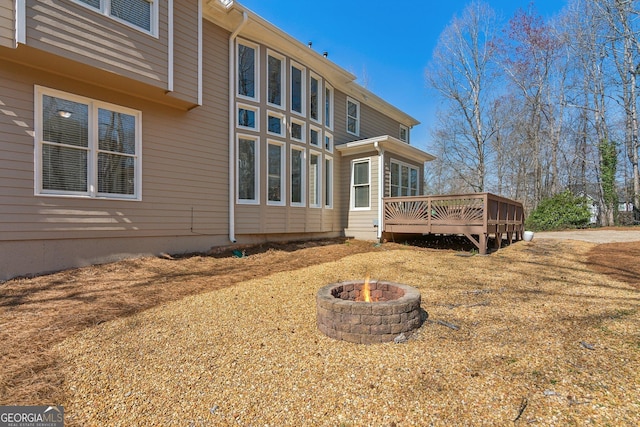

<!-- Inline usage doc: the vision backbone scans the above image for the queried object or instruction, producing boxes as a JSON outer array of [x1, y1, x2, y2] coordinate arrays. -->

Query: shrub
[[525, 191, 591, 231]]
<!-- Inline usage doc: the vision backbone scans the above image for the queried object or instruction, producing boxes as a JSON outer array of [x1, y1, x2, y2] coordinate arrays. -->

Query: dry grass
[[1, 238, 639, 425]]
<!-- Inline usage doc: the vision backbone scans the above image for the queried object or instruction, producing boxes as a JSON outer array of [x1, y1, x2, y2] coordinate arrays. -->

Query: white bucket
[[523, 231, 534, 242]]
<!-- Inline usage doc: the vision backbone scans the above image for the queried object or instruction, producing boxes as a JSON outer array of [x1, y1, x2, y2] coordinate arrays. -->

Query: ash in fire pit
[[316, 280, 423, 344]]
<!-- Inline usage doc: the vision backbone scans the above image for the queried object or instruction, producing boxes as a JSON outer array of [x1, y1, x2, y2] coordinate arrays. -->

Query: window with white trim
[[36, 87, 141, 200], [309, 151, 321, 208], [267, 50, 285, 109], [324, 132, 333, 153], [399, 124, 409, 143], [291, 62, 305, 116], [237, 104, 258, 130], [290, 146, 305, 206], [267, 111, 285, 137], [309, 126, 321, 147], [351, 158, 370, 209], [267, 140, 285, 205], [347, 97, 360, 136], [390, 160, 419, 197], [237, 135, 259, 203], [73, 0, 157, 35], [310, 73, 321, 123], [324, 84, 333, 129], [325, 156, 333, 208], [290, 118, 305, 142], [237, 40, 259, 100]]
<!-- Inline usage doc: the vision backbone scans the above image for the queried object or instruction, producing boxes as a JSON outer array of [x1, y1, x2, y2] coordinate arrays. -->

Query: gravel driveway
[[534, 229, 640, 243]]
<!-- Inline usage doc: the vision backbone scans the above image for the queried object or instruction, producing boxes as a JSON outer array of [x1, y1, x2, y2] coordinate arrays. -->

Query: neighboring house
[[0, 0, 434, 281]]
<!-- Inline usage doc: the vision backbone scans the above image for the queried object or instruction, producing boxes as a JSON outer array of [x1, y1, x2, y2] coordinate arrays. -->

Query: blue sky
[[238, 0, 568, 152]]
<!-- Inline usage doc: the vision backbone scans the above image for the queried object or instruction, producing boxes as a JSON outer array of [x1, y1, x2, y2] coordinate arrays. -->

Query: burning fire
[[363, 275, 372, 302]]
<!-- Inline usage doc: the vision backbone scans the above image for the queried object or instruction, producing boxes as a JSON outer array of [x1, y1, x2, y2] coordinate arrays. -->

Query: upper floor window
[[238, 40, 259, 100], [324, 84, 334, 129], [399, 125, 409, 143], [36, 86, 141, 200], [310, 73, 321, 123], [74, 0, 157, 35], [291, 62, 305, 116], [267, 51, 285, 109], [347, 98, 360, 136]]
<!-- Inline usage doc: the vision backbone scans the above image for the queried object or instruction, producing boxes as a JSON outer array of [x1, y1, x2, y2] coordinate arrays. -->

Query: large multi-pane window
[[267, 51, 285, 108], [291, 63, 305, 115], [267, 141, 285, 205], [309, 152, 321, 208], [237, 136, 259, 203], [290, 147, 305, 206], [390, 160, 419, 197], [310, 73, 321, 123], [37, 87, 141, 200], [74, 0, 156, 34], [238, 40, 258, 100], [351, 159, 370, 209], [347, 98, 360, 136]]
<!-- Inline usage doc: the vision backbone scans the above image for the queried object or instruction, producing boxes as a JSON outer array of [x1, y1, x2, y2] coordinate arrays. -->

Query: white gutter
[[374, 141, 384, 240], [15, 0, 26, 46], [228, 11, 248, 243]]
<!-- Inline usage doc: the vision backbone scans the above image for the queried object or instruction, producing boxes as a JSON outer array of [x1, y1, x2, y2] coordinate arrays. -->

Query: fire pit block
[[316, 281, 422, 344]]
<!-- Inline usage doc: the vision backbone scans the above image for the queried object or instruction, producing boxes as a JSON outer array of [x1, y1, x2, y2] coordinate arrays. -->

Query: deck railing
[[382, 193, 525, 254]]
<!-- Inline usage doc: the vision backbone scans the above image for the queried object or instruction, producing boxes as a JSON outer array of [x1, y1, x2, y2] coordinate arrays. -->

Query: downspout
[[228, 11, 248, 243], [374, 141, 384, 240]]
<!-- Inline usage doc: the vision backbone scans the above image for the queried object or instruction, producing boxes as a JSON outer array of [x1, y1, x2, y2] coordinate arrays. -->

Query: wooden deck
[[382, 193, 525, 255]]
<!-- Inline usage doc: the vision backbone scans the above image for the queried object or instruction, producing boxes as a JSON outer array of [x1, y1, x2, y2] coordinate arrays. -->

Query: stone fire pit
[[316, 280, 422, 344]]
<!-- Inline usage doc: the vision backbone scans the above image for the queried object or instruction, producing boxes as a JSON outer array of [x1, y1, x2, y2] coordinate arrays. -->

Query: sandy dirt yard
[[0, 236, 638, 426]]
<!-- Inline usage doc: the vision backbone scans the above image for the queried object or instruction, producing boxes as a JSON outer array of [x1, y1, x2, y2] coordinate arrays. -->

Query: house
[[0, 0, 434, 281]]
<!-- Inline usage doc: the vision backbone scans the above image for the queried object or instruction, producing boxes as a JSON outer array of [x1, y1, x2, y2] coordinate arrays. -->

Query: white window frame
[[351, 158, 371, 210], [236, 38, 260, 102], [309, 125, 321, 147], [266, 139, 286, 206], [266, 49, 286, 110], [35, 86, 142, 201], [347, 97, 360, 136], [309, 72, 322, 124], [237, 103, 259, 131], [290, 117, 306, 143], [390, 159, 420, 197], [309, 150, 322, 208], [72, 0, 159, 37], [324, 132, 333, 153], [324, 83, 334, 130], [266, 110, 285, 137], [324, 156, 333, 209], [290, 61, 306, 117], [290, 145, 306, 207], [399, 124, 409, 143], [236, 134, 260, 205]]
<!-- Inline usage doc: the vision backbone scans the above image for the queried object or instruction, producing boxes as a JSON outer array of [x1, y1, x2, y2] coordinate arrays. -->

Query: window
[[237, 104, 258, 130], [267, 111, 285, 137], [291, 62, 305, 116], [74, 0, 156, 34], [238, 40, 258, 100], [290, 118, 305, 142], [325, 84, 333, 129], [399, 125, 409, 143], [267, 141, 285, 205], [310, 73, 321, 123], [390, 160, 419, 197], [347, 98, 360, 136], [310, 126, 321, 147], [324, 132, 333, 153], [290, 146, 305, 206], [325, 156, 333, 208], [267, 51, 285, 109], [237, 136, 259, 203], [351, 159, 370, 209], [309, 152, 321, 208], [36, 87, 141, 200]]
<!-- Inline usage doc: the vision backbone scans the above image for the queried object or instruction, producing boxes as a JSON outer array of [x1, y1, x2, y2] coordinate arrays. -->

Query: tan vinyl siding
[[168, 0, 200, 104], [24, 0, 171, 89], [0, 20, 229, 245], [341, 153, 380, 240], [0, 0, 15, 48]]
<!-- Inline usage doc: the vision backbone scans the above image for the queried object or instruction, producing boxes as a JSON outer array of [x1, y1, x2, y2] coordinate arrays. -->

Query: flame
[[362, 275, 371, 302]]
